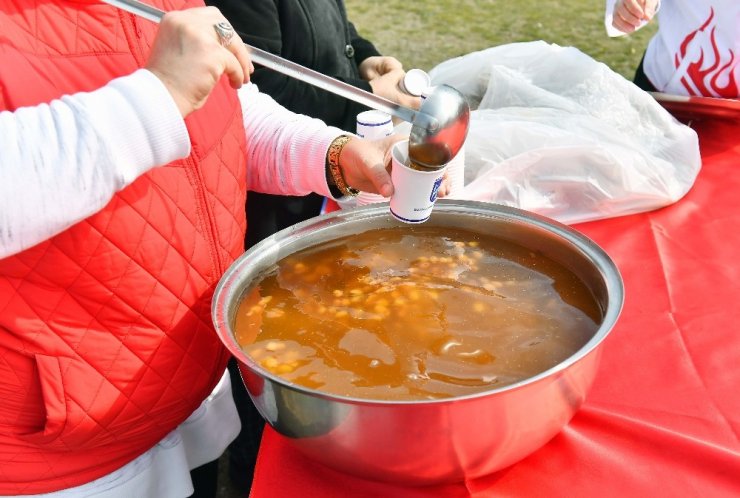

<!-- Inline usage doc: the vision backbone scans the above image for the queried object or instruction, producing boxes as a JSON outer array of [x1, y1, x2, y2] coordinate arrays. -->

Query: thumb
[[375, 134, 407, 197], [368, 163, 394, 198]]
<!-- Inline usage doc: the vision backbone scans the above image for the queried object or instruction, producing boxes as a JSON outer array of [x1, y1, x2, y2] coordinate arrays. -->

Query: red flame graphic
[[674, 8, 737, 98]]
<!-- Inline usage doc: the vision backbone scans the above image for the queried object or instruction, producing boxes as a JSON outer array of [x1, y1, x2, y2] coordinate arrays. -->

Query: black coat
[[207, 0, 384, 247], [213, 0, 382, 131]]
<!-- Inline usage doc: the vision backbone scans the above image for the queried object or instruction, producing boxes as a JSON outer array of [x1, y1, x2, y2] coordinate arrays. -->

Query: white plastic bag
[[429, 41, 701, 224]]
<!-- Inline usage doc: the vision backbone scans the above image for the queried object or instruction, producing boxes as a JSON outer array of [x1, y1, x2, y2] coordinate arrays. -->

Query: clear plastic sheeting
[[428, 41, 701, 224]]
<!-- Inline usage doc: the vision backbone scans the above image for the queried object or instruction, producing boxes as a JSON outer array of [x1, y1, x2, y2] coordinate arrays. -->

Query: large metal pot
[[212, 200, 624, 484]]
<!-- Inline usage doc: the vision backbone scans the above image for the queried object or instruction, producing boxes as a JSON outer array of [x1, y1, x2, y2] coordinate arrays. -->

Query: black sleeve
[[210, 0, 377, 132], [348, 21, 382, 65]]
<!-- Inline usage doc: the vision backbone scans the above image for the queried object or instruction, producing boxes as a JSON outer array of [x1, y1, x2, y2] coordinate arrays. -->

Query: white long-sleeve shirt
[[0, 69, 341, 259], [605, 0, 739, 98]]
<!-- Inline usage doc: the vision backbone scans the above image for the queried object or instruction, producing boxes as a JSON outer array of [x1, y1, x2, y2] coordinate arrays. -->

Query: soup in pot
[[234, 226, 601, 400]]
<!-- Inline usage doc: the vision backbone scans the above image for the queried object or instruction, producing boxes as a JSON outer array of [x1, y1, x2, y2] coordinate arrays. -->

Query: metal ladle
[[100, 0, 470, 169]]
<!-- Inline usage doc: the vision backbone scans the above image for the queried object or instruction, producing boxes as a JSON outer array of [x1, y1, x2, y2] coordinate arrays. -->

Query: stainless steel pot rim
[[213, 199, 624, 406]]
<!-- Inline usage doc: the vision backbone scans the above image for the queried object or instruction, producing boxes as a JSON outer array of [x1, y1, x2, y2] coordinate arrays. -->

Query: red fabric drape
[[251, 119, 740, 497]]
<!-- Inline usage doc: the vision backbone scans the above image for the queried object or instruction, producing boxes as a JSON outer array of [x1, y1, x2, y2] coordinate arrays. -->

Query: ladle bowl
[[409, 84, 470, 170]]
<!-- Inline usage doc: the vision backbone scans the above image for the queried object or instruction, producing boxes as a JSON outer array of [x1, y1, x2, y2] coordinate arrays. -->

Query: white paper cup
[[399, 69, 432, 96], [389, 140, 446, 224], [356, 110, 393, 139]]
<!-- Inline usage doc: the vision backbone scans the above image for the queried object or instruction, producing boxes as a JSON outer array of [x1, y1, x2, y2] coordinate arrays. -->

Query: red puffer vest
[[0, 0, 247, 493]]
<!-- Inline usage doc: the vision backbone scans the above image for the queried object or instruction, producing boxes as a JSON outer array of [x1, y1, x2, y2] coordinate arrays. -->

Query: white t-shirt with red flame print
[[606, 1, 739, 98]]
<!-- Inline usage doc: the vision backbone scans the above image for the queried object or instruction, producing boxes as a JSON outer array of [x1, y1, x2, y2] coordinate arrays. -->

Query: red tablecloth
[[250, 120, 740, 497]]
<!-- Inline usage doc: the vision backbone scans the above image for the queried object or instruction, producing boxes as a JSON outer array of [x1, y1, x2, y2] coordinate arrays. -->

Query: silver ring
[[214, 21, 235, 47]]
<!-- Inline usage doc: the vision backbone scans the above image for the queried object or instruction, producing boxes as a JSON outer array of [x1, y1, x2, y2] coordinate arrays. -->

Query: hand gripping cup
[[356, 111, 395, 207], [390, 140, 446, 224]]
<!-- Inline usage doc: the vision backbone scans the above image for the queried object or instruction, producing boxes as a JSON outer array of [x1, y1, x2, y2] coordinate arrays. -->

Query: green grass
[[346, 0, 657, 80]]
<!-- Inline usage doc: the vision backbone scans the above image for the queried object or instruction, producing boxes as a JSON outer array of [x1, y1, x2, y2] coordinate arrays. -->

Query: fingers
[[220, 49, 245, 89], [356, 136, 396, 198], [380, 57, 404, 74], [358, 56, 382, 80], [621, 0, 646, 21], [373, 134, 409, 197], [220, 24, 254, 87], [207, 11, 253, 88], [359, 56, 405, 80], [145, 7, 251, 115], [232, 41, 255, 84], [436, 171, 452, 199], [612, 15, 637, 34], [643, 0, 659, 20], [221, 37, 253, 88], [612, 0, 651, 32], [337, 135, 400, 197], [369, 69, 422, 110], [367, 159, 394, 198]]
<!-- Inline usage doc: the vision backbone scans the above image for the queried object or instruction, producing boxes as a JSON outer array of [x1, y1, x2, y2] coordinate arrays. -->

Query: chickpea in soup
[[234, 226, 601, 400]]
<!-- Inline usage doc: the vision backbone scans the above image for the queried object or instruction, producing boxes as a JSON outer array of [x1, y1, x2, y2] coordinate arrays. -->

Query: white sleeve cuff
[[239, 83, 344, 198], [291, 126, 346, 198]]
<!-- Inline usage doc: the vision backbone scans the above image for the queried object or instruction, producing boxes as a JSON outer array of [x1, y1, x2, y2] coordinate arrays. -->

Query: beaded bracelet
[[326, 135, 360, 198]]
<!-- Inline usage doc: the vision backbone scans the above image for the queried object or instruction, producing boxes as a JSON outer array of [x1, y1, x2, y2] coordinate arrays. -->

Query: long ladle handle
[[100, 0, 438, 131]]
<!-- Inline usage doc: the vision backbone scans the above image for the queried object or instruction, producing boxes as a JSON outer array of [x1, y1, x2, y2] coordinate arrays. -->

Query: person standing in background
[[605, 0, 739, 98], [205, 0, 420, 492], [212, 0, 420, 246]]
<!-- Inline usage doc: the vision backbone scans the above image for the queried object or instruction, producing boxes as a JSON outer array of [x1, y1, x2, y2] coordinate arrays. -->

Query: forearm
[[239, 83, 341, 197], [0, 69, 189, 259]]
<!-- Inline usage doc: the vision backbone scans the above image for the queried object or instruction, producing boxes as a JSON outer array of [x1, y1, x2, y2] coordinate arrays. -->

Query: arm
[[238, 83, 395, 199], [0, 70, 189, 259], [239, 83, 338, 197], [0, 6, 253, 259]]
